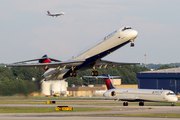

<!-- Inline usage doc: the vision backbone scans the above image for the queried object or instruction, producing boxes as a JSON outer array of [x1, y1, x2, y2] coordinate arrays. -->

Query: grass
[[0, 107, 110, 113]]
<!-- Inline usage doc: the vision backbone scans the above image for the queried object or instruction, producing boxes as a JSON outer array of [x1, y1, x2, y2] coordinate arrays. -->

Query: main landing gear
[[91, 71, 98, 76], [139, 101, 144, 106], [70, 71, 77, 77], [123, 101, 144, 106], [123, 102, 128, 106]]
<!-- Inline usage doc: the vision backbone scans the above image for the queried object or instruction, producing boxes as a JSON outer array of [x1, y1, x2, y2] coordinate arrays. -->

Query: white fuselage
[[47, 12, 65, 17], [103, 88, 178, 103], [43, 27, 138, 80], [70, 27, 137, 60]]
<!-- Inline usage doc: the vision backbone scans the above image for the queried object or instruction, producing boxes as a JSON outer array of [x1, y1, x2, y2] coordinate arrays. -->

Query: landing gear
[[123, 102, 128, 106], [130, 39, 134, 47], [171, 103, 175, 106], [130, 42, 134, 47], [139, 101, 144, 106], [91, 71, 98, 76], [70, 72, 77, 77]]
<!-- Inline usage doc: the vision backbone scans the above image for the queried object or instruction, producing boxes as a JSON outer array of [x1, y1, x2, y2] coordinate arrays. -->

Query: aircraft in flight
[[6, 27, 139, 80], [47, 11, 65, 17], [83, 74, 178, 106]]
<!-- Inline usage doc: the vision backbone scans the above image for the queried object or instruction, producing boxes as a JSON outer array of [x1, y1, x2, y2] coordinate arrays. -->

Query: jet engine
[[111, 91, 116, 97]]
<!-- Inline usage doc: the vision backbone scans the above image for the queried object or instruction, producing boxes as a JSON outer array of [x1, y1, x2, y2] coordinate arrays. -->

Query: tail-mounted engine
[[111, 91, 116, 97]]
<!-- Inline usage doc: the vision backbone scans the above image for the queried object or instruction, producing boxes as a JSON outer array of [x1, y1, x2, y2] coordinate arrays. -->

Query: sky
[[0, 0, 180, 64]]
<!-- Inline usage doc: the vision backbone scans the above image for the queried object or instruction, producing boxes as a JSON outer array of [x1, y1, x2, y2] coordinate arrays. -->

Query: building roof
[[137, 67, 180, 79], [140, 67, 180, 73]]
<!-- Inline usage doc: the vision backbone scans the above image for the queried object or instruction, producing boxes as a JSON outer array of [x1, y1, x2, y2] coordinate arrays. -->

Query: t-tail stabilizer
[[83, 74, 120, 90]]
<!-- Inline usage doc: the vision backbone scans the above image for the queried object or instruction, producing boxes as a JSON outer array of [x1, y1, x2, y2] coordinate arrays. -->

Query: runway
[[0, 99, 180, 120]]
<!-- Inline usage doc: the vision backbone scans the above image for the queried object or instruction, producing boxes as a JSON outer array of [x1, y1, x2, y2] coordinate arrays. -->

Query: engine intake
[[111, 91, 116, 97]]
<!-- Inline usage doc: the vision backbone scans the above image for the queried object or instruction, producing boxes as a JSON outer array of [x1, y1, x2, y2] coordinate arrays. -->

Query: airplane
[[6, 27, 139, 81], [47, 11, 65, 17], [83, 74, 178, 106]]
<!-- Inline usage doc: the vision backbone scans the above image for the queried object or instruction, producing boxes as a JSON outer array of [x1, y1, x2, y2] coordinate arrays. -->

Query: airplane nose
[[131, 30, 138, 39], [173, 96, 178, 102]]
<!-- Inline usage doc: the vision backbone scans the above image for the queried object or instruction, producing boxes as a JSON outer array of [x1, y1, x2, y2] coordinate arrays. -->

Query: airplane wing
[[94, 59, 141, 68], [5, 59, 85, 69]]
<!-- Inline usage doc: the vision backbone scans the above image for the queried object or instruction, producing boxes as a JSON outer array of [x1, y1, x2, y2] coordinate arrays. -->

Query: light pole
[[144, 54, 146, 67]]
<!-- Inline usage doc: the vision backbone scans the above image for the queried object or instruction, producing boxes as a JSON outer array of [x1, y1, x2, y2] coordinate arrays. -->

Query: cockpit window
[[122, 27, 132, 31], [166, 92, 175, 95]]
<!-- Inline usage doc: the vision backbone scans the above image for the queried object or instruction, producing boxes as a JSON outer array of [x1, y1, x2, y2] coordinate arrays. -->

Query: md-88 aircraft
[[47, 11, 65, 17], [83, 74, 178, 106], [6, 27, 139, 80]]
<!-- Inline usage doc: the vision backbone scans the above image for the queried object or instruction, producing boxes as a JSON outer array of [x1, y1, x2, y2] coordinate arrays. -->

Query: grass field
[[0, 107, 110, 113]]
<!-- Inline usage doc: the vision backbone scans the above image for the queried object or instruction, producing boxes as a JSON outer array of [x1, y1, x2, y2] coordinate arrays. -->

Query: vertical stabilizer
[[103, 74, 115, 90], [47, 11, 50, 14], [39, 54, 51, 71]]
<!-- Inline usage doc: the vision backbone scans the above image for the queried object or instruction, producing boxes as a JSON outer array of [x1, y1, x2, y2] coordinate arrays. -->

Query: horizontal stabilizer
[[83, 74, 120, 79]]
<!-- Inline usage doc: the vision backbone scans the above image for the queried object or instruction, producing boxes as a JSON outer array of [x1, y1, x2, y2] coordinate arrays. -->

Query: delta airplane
[[83, 74, 178, 106], [6, 27, 139, 81], [47, 11, 65, 17]]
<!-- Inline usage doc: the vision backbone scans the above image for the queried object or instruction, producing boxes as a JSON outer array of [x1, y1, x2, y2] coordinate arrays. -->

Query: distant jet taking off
[[47, 11, 65, 17]]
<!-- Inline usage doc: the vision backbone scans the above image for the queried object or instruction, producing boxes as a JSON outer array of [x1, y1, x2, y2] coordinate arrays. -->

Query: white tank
[[41, 81, 51, 96], [41, 80, 68, 96]]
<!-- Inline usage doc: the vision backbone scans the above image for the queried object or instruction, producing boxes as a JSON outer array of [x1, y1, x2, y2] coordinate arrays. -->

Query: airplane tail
[[47, 11, 50, 14], [83, 74, 120, 90], [103, 74, 116, 90], [39, 54, 51, 71]]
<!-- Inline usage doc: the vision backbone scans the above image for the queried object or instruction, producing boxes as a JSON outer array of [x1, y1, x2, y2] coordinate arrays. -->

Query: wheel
[[139, 101, 144, 106], [95, 71, 98, 76], [130, 43, 134, 47], [70, 72, 73, 77], [92, 71, 98, 76], [73, 72, 77, 77], [91, 71, 95, 76], [126, 102, 128, 106], [123, 102, 128, 106], [70, 72, 76, 77]]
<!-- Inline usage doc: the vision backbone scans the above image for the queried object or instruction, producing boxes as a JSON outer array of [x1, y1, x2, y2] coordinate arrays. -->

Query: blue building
[[137, 68, 180, 94]]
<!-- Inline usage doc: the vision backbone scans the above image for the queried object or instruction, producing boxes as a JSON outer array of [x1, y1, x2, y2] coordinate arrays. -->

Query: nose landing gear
[[130, 39, 134, 47]]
